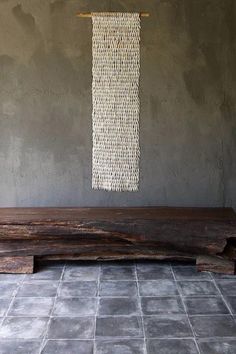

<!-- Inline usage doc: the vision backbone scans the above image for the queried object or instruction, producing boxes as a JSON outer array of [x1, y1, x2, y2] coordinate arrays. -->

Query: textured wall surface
[[0, 0, 235, 208]]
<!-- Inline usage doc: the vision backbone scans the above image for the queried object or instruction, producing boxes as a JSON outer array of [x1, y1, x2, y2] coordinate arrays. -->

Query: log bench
[[0, 207, 236, 274]]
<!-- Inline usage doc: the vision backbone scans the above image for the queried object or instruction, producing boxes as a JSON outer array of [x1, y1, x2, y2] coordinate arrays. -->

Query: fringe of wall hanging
[[92, 12, 141, 191]]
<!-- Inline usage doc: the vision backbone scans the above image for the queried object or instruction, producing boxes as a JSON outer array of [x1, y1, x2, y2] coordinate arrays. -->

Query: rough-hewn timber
[[0, 207, 235, 273]]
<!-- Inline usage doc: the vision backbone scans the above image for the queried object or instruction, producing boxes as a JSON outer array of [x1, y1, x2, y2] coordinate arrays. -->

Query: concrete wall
[[0, 0, 235, 208]]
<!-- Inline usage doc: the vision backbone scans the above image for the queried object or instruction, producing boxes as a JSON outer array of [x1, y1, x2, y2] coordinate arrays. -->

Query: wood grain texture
[[0, 256, 34, 273], [0, 207, 235, 273], [197, 255, 235, 275]]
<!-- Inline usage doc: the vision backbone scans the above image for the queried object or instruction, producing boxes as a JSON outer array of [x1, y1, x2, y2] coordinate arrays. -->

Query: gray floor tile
[[141, 297, 185, 315], [100, 266, 136, 281], [212, 273, 236, 280], [42, 340, 93, 354], [136, 264, 173, 280], [0, 317, 48, 339], [96, 316, 143, 338], [198, 339, 236, 354], [190, 315, 236, 337], [53, 298, 97, 316], [58, 281, 97, 297], [139, 280, 178, 296], [216, 280, 236, 296], [143, 315, 192, 338], [178, 281, 219, 296], [26, 267, 62, 281], [0, 275, 25, 282], [225, 297, 236, 314], [184, 296, 229, 315], [8, 297, 54, 317], [147, 338, 199, 354], [96, 339, 145, 354], [99, 281, 138, 297], [63, 265, 99, 281], [98, 297, 140, 316], [0, 299, 11, 317], [47, 317, 95, 339], [173, 266, 211, 280], [0, 340, 41, 354], [17, 282, 58, 297], [0, 283, 18, 298]]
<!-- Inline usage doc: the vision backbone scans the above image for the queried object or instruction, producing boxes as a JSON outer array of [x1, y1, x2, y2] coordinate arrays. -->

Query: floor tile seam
[[1, 273, 26, 324], [170, 265, 201, 354], [94, 262, 101, 354], [134, 261, 148, 354], [209, 273, 234, 316], [38, 264, 66, 354]]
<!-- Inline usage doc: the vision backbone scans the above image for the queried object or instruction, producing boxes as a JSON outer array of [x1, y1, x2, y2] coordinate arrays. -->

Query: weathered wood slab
[[197, 255, 235, 275], [0, 256, 34, 274], [0, 207, 235, 273]]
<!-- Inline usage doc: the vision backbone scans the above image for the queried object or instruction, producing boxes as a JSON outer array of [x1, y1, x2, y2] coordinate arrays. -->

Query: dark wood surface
[[0, 256, 33, 273], [0, 207, 235, 273]]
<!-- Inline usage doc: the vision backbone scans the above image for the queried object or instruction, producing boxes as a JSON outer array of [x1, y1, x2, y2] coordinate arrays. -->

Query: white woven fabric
[[92, 12, 140, 191]]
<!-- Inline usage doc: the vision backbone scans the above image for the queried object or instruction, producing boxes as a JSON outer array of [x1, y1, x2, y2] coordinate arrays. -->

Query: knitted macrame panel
[[92, 12, 140, 191]]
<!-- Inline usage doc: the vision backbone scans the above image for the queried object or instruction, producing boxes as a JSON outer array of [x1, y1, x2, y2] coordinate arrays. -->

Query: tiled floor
[[0, 261, 235, 354]]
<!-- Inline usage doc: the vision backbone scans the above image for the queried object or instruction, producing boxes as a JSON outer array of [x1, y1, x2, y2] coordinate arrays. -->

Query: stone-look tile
[[96, 316, 143, 338], [95, 339, 145, 354], [139, 280, 178, 297], [147, 339, 199, 354], [99, 281, 138, 297], [17, 282, 58, 297], [0, 299, 11, 317], [136, 263, 173, 280], [184, 297, 229, 315], [47, 317, 95, 339], [42, 340, 93, 354], [58, 281, 97, 297], [98, 297, 140, 316], [8, 297, 54, 317], [53, 298, 97, 316], [172, 266, 211, 280], [0, 340, 41, 354], [26, 267, 62, 281], [212, 273, 236, 280], [0, 274, 25, 282], [143, 315, 192, 338], [63, 265, 99, 281], [178, 281, 219, 296], [216, 280, 236, 296], [0, 317, 48, 339], [0, 283, 18, 298], [190, 315, 236, 337], [198, 339, 236, 354], [141, 297, 185, 315], [100, 266, 135, 281], [225, 297, 236, 314]]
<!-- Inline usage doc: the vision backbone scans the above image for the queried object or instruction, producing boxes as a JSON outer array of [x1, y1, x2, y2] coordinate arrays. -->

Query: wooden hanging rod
[[76, 12, 150, 18]]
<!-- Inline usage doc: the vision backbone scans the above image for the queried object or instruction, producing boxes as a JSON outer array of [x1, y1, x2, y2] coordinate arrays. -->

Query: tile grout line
[[1, 274, 26, 326], [170, 265, 202, 354], [134, 261, 147, 354], [210, 273, 234, 317], [93, 262, 101, 353], [38, 264, 66, 354]]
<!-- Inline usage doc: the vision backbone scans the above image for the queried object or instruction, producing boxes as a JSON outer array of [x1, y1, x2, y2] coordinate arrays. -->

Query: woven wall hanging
[[91, 12, 141, 191]]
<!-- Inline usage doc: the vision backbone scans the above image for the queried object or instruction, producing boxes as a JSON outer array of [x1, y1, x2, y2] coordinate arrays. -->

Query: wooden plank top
[[0, 207, 235, 224]]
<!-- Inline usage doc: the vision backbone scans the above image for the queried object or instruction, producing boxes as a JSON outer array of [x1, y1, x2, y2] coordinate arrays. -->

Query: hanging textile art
[[92, 12, 140, 191]]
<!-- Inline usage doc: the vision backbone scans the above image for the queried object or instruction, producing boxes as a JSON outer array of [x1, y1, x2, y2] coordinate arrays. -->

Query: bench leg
[[0, 256, 34, 274]]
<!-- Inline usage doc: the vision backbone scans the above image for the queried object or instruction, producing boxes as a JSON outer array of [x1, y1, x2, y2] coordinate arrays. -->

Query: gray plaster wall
[[0, 0, 235, 208]]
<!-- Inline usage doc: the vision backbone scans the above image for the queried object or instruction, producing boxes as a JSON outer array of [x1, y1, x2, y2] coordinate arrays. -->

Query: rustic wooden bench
[[0, 207, 235, 274]]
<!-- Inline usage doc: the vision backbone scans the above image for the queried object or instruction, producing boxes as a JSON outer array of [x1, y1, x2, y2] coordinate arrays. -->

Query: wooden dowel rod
[[76, 12, 150, 18]]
